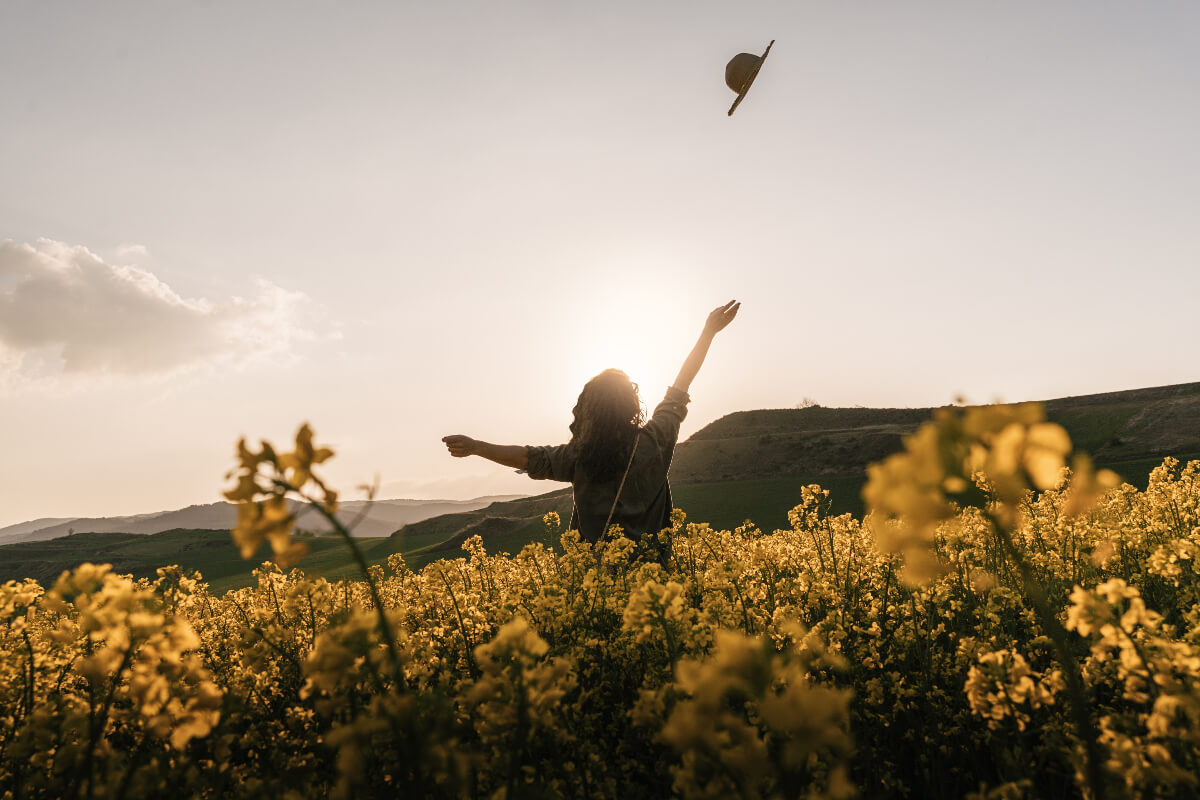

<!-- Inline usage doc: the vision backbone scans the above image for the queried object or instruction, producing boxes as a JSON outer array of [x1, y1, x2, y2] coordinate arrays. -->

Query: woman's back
[[442, 300, 739, 549], [525, 385, 691, 542]]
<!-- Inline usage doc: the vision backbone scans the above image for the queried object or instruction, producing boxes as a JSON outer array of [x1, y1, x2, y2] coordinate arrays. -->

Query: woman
[[442, 300, 740, 550]]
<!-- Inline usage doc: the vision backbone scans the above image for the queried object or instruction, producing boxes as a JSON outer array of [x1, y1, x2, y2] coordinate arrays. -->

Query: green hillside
[[0, 529, 396, 594], [4, 382, 1198, 594], [667, 381, 1200, 484]]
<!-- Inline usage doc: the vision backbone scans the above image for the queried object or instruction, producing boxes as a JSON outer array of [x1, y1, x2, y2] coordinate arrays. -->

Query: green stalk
[[304, 494, 407, 686], [436, 567, 480, 678], [265, 476, 404, 684], [988, 511, 1107, 800]]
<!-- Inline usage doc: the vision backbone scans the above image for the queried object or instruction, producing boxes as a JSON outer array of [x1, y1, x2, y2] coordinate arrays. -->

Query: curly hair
[[569, 369, 645, 482]]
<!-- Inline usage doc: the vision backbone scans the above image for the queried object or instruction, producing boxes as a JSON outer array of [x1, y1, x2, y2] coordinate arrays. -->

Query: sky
[[1, 1, 1198, 527]]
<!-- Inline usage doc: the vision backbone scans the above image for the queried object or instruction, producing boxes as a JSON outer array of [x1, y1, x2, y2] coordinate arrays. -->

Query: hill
[[0, 495, 526, 546], [0, 528, 397, 595], [0, 516, 77, 545], [385, 381, 1200, 567], [668, 381, 1200, 484], [3, 381, 1197, 592]]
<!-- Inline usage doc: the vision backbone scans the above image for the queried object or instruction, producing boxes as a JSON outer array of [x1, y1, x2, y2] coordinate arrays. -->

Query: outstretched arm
[[671, 300, 740, 394], [442, 436, 529, 470]]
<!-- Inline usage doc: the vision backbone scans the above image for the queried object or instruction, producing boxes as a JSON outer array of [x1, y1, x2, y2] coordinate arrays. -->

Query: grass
[[1046, 405, 1142, 455], [1095, 451, 1200, 490], [673, 475, 866, 531]]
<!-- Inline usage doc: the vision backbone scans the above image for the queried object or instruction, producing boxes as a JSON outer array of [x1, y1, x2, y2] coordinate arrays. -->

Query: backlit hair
[[569, 369, 644, 482]]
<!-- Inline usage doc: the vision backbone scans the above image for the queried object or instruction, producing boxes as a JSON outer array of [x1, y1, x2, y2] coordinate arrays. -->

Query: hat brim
[[728, 39, 775, 117]]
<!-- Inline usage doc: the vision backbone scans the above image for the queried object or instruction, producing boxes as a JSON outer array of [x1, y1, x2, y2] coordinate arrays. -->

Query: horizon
[[3, 376, 1196, 529], [0, 491, 534, 537], [3, 2, 1199, 528]]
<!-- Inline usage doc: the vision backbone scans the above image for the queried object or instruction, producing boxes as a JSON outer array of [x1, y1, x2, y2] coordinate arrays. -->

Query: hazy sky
[[2, 1, 1198, 527]]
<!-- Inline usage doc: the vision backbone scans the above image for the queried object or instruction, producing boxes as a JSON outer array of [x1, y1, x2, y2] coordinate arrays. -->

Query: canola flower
[[2, 417, 1199, 799]]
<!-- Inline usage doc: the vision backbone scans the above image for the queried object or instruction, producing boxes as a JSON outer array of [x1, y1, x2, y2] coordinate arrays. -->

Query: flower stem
[[988, 511, 1107, 800]]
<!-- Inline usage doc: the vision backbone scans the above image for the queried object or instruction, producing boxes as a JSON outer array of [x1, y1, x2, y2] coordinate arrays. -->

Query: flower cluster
[[3, 419, 1199, 799]]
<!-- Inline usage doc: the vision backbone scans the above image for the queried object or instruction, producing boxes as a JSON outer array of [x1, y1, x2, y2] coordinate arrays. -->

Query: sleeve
[[642, 386, 690, 451], [523, 443, 576, 482]]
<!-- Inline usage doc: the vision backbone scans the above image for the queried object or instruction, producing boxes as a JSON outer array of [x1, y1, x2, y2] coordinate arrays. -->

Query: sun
[[565, 311, 688, 405], [557, 256, 703, 403], [571, 337, 659, 394]]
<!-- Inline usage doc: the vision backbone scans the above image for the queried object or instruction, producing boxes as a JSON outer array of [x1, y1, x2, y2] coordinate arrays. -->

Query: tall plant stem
[[988, 512, 1107, 800], [78, 647, 133, 800], [437, 568, 480, 677], [302, 491, 406, 686]]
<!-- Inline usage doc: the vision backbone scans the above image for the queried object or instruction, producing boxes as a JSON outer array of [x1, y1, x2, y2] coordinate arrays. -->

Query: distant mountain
[[0, 517, 78, 546], [0, 495, 527, 546]]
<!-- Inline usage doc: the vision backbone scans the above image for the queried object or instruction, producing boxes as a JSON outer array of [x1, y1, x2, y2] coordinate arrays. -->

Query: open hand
[[704, 300, 741, 335], [442, 435, 478, 458]]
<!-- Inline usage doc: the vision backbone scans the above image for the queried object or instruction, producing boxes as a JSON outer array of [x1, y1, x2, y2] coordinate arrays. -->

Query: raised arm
[[671, 300, 740, 394], [442, 436, 529, 470]]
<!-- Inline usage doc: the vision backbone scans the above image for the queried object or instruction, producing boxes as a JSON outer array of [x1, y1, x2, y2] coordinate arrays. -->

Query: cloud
[[114, 243, 149, 260], [0, 238, 311, 376]]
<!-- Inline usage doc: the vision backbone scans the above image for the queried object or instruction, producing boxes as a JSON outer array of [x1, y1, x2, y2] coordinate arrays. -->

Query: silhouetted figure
[[443, 301, 741, 554]]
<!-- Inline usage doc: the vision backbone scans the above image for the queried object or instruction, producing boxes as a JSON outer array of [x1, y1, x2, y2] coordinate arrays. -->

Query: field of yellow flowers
[[3, 406, 1199, 799]]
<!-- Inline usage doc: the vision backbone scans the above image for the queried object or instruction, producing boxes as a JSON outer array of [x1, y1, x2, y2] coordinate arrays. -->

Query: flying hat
[[725, 39, 775, 116]]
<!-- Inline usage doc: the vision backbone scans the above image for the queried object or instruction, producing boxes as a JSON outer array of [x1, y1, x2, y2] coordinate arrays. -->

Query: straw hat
[[725, 40, 774, 116]]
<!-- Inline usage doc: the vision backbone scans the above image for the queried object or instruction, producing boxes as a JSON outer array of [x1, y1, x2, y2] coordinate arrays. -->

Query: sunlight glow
[[569, 331, 672, 407], [561, 265, 697, 408]]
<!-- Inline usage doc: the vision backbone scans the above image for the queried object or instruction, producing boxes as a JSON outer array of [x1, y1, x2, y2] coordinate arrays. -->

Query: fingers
[[442, 435, 473, 458], [706, 300, 740, 332], [713, 300, 737, 314]]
